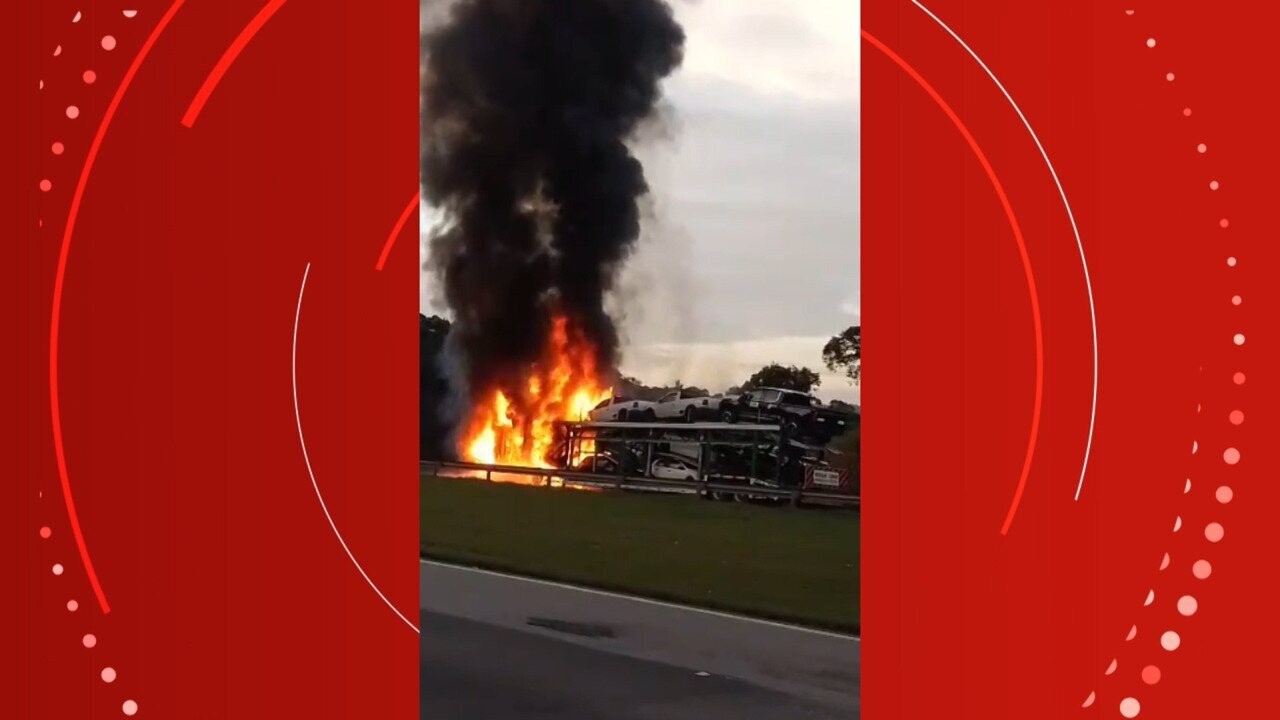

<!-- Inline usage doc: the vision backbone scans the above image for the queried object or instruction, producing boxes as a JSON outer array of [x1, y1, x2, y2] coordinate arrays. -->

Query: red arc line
[[181, 0, 288, 128], [861, 29, 1045, 535], [52, 0, 187, 615], [376, 192, 421, 271]]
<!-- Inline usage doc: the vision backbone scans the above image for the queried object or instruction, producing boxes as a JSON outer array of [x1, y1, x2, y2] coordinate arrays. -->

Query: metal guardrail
[[420, 460, 860, 510]]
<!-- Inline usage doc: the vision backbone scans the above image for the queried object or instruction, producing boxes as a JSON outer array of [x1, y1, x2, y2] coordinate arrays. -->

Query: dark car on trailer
[[717, 387, 854, 444]]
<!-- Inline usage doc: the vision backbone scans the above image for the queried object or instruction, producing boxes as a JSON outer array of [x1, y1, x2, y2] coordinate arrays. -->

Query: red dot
[[51, 142, 65, 155], [1220, 218, 1230, 228], [1234, 372, 1246, 385], [39, 179, 52, 192], [1229, 410, 1244, 425], [83, 70, 97, 84], [1142, 665, 1161, 684], [39, 526, 52, 539]]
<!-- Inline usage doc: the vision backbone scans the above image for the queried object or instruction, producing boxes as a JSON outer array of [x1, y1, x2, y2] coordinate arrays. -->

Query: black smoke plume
[[422, 0, 685, 441]]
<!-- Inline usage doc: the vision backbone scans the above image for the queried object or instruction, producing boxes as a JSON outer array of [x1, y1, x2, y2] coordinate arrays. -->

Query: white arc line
[[294, 263, 420, 633], [913, 0, 1098, 502]]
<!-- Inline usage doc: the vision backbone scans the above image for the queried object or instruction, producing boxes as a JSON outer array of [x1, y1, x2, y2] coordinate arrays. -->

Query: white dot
[[1224, 447, 1241, 464], [1206, 522, 1225, 542], [66, 105, 80, 119], [82, 633, 97, 648], [1161, 630, 1181, 651], [1121, 697, 1142, 718], [1227, 256, 1238, 267], [1233, 333, 1245, 346], [1217, 485, 1234, 503], [52, 563, 64, 576], [72, 11, 82, 23], [1178, 595, 1199, 616], [123, 700, 138, 716], [1166, 72, 1175, 81], [1197, 143, 1208, 153], [101, 35, 117, 51], [1210, 180, 1220, 190], [1193, 559, 1212, 579], [1147, 38, 1157, 48], [123, 10, 139, 18], [67, 599, 78, 612], [1232, 295, 1242, 305], [101, 667, 117, 683]]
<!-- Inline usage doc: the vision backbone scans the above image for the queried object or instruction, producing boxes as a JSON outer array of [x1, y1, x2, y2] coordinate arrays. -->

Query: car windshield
[[758, 390, 782, 403], [593, 398, 612, 410], [782, 392, 811, 406], [659, 392, 677, 403]]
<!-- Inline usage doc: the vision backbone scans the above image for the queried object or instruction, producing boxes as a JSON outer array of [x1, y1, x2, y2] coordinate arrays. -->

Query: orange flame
[[461, 315, 611, 470]]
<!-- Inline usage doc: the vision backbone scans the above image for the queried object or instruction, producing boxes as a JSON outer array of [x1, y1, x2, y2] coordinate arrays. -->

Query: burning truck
[[422, 0, 685, 469]]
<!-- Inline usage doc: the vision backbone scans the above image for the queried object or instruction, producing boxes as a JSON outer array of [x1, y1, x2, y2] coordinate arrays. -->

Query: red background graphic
[[6, 0, 1280, 718], [5, 1, 418, 717], [864, 1, 1278, 717]]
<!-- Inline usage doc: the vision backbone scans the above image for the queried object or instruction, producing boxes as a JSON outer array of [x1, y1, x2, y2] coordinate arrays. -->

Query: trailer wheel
[[684, 406, 697, 423], [719, 407, 737, 423]]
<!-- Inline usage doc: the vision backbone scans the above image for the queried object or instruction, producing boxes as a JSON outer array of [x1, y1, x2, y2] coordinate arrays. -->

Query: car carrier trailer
[[551, 420, 850, 496]]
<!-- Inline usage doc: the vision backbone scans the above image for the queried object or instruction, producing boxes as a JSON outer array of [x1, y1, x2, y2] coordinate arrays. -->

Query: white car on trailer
[[586, 396, 656, 422], [652, 389, 717, 422]]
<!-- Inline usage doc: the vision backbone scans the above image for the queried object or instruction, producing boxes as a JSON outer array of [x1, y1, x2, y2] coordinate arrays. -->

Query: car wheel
[[641, 409, 656, 421], [719, 407, 737, 423], [617, 409, 628, 422], [684, 406, 696, 422]]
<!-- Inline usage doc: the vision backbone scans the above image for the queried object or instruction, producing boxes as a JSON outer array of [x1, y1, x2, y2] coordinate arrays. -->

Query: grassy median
[[421, 473, 859, 633]]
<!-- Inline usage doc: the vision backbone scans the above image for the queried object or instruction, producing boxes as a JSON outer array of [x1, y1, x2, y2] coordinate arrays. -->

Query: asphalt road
[[420, 560, 859, 719]]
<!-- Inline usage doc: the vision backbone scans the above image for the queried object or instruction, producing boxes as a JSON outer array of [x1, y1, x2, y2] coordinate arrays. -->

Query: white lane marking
[[295, 263, 419, 633], [420, 558, 858, 642], [913, 0, 1099, 502]]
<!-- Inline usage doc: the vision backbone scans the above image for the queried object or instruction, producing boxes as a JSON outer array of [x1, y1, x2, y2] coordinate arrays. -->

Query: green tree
[[741, 363, 822, 393], [822, 325, 861, 384]]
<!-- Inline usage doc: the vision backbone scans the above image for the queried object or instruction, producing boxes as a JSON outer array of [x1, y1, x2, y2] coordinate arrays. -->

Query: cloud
[[621, 334, 860, 404], [674, 0, 859, 104]]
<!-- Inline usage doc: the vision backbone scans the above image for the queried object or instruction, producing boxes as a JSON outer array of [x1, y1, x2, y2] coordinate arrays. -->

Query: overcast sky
[[422, 0, 860, 402]]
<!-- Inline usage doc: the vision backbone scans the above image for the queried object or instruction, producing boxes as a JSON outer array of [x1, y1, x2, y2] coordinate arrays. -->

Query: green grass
[[421, 473, 859, 633]]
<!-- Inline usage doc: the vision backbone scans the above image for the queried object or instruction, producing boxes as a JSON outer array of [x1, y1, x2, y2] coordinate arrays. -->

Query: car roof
[[752, 386, 816, 396]]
